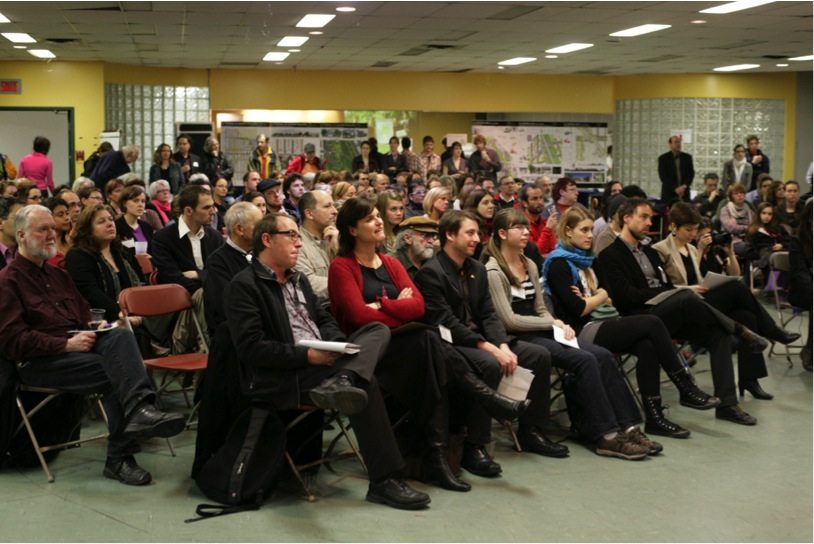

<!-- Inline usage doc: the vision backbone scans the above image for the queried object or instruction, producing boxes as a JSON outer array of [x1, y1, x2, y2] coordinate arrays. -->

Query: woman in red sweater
[[329, 196, 527, 493]]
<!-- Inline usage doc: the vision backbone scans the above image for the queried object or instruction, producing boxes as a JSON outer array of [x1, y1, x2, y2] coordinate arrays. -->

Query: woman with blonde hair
[[422, 186, 450, 222], [376, 190, 404, 253], [332, 181, 357, 208]]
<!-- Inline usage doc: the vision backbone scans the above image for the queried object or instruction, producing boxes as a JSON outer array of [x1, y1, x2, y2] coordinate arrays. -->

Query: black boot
[[454, 365, 530, 422], [420, 392, 471, 492], [642, 395, 691, 439], [739, 380, 773, 400], [667, 369, 721, 410]]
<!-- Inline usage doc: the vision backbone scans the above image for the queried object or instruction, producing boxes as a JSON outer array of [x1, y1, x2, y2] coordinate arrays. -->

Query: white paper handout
[[645, 288, 685, 306], [295, 340, 361, 354], [497, 366, 533, 402], [553, 324, 580, 349], [701, 272, 738, 290]]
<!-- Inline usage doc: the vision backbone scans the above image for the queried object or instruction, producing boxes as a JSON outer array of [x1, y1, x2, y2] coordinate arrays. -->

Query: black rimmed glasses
[[269, 230, 302, 242]]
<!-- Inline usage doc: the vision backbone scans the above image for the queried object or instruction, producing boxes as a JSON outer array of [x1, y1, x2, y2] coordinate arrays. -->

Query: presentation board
[[0, 108, 73, 184], [220, 122, 368, 185], [472, 121, 609, 183]]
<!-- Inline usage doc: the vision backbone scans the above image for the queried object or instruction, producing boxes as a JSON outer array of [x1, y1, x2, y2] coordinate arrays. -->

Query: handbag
[[589, 303, 620, 321]]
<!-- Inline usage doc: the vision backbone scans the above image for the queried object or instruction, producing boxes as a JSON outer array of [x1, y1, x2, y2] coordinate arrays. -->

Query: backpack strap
[[184, 501, 261, 523]]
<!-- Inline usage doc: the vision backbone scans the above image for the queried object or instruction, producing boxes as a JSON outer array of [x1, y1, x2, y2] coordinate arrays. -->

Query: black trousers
[[517, 333, 641, 441], [18, 328, 155, 460], [454, 340, 550, 446], [296, 322, 403, 482], [647, 290, 739, 406]]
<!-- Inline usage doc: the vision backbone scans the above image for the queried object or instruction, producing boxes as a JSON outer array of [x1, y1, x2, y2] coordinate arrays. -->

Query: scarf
[[726, 200, 749, 221], [541, 241, 595, 294], [152, 199, 171, 224]]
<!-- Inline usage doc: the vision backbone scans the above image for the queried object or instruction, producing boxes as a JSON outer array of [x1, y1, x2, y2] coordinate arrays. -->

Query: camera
[[710, 230, 732, 246]]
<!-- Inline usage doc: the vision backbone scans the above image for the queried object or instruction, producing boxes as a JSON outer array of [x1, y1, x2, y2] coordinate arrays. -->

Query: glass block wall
[[104, 84, 210, 179], [616, 98, 785, 197]]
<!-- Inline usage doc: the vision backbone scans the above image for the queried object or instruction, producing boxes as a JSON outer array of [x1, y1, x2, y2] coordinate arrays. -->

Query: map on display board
[[472, 121, 609, 183], [220, 122, 368, 185]]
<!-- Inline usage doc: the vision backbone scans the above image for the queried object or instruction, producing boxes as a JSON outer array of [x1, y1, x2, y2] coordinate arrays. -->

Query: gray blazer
[[721, 159, 753, 191]]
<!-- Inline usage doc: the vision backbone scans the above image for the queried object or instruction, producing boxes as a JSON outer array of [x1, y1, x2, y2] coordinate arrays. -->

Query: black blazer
[[115, 216, 154, 254], [657, 151, 695, 204], [414, 251, 510, 347], [203, 243, 251, 334], [151, 221, 224, 293], [595, 237, 672, 316], [351, 155, 381, 173]]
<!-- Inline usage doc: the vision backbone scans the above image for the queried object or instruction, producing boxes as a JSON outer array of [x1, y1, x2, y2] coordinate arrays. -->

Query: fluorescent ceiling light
[[713, 63, 760, 72], [789, 54, 813, 61], [2, 32, 35, 43], [13, 45, 26, 49], [544, 55, 558, 59], [288, 49, 301, 53], [277, 36, 308, 47], [296, 14, 335, 28], [691, 19, 707, 24], [776, 63, 789, 67], [610, 24, 671, 37], [28, 49, 55, 59], [498, 57, 536, 66], [700, 1, 774, 14], [336, 6, 356, 12], [545, 43, 593, 54], [0, 12, 10, 23], [262, 52, 290, 62], [309, 31, 323, 35]]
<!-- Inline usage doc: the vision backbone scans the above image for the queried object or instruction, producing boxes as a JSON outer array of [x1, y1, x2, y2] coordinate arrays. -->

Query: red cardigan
[[328, 253, 424, 335]]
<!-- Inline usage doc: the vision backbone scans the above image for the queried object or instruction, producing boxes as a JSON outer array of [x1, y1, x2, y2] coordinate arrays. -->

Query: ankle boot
[[454, 365, 530, 422], [642, 395, 691, 439], [667, 369, 720, 410], [420, 392, 470, 492]]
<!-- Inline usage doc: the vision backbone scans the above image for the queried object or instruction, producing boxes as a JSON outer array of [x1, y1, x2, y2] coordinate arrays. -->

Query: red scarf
[[152, 199, 171, 224]]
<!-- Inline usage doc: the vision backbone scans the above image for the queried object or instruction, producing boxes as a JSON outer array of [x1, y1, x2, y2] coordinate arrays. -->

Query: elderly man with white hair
[[89, 144, 140, 191]]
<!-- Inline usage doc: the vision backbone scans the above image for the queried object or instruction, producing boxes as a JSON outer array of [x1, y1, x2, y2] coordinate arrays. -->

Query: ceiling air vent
[[371, 61, 397, 68]]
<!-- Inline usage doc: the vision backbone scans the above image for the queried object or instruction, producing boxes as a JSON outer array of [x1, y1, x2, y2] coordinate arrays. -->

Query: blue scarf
[[541, 241, 595, 294]]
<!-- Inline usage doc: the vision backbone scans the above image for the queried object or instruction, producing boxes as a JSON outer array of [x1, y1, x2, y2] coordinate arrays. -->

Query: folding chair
[[134, 253, 159, 285], [14, 383, 109, 483], [118, 284, 208, 432], [767, 251, 804, 364]]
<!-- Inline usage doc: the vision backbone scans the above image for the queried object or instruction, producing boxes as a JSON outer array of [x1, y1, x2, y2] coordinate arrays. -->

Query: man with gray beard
[[391, 216, 439, 279]]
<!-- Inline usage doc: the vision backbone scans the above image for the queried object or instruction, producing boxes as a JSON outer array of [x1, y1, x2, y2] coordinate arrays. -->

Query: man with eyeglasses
[[495, 175, 519, 211], [225, 213, 431, 510], [404, 181, 427, 219], [391, 216, 439, 279]]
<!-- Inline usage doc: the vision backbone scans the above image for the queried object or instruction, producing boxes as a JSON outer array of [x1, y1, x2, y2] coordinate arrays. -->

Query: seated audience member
[[376, 190, 404, 254], [597, 198, 770, 426], [542, 177, 589, 222], [654, 202, 797, 400], [294, 190, 338, 299], [286, 143, 323, 176], [55, 187, 82, 224], [382, 136, 406, 181], [225, 212, 430, 510], [45, 197, 73, 267], [519, 182, 557, 257], [775, 180, 804, 233], [329, 197, 527, 492], [0, 204, 185, 485], [235, 171, 262, 202], [72, 176, 95, 195], [353, 170, 372, 194], [211, 177, 232, 232], [90, 145, 139, 190], [258, 178, 285, 215], [243, 190, 267, 215], [115, 185, 154, 255], [463, 188, 496, 258], [788, 201, 812, 370], [145, 180, 173, 227], [494, 175, 518, 210], [351, 140, 381, 174], [404, 182, 427, 219], [16, 179, 43, 206], [149, 143, 184, 194], [591, 181, 623, 239], [0, 197, 23, 270], [372, 173, 390, 194], [282, 173, 306, 223], [468, 134, 502, 182], [332, 181, 357, 209], [745, 173, 774, 206], [422, 186, 451, 222], [151, 185, 223, 295], [592, 194, 627, 256], [203, 202, 263, 335], [414, 210, 559, 477], [718, 183, 754, 257], [748, 202, 790, 275], [490, 208, 704, 451], [77, 185, 104, 209], [691, 173, 725, 220], [392, 216, 439, 278], [543, 207, 718, 440], [442, 141, 469, 178], [721, 144, 753, 191], [200, 136, 233, 184], [105, 178, 125, 218], [0, 180, 17, 198]]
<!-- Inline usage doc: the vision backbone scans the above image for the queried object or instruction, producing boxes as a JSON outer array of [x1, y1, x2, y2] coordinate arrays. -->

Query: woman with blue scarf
[[543, 207, 719, 440]]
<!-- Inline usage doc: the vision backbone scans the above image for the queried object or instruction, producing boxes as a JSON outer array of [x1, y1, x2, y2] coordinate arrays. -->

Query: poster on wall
[[472, 121, 610, 183], [220, 122, 368, 185]]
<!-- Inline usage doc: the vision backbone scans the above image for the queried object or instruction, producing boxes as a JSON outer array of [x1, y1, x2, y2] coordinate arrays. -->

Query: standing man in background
[[745, 135, 769, 192], [657, 135, 694, 205], [247, 134, 279, 179]]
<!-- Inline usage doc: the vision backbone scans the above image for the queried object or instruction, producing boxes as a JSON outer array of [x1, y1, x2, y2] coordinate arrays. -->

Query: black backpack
[[187, 405, 287, 522]]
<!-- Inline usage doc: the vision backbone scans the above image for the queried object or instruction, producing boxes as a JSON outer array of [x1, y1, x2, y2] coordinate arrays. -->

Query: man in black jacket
[[225, 213, 430, 511], [596, 198, 767, 425], [89, 145, 140, 190], [657, 136, 694, 204], [415, 210, 564, 479]]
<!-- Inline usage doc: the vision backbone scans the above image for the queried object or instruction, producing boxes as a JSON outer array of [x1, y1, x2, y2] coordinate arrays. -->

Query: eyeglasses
[[269, 230, 301, 242], [418, 232, 438, 240], [508, 225, 530, 233]]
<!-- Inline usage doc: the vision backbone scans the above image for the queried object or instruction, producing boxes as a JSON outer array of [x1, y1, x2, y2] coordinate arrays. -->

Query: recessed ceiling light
[[789, 54, 813, 61], [776, 63, 789, 67], [691, 19, 707, 24], [296, 14, 335, 28], [0, 12, 10, 23], [700, 0, 774, 14], [336, 6, 356, 12], [263, 52, 290, 62], [2, 32, 36, 43], [545, 55, 558, 59], [288, 49, 301, 53], [498, 57, 536, 66], [545, 43, 593, 54], [713, 63, 760, 72], [13, 45, 26, 49], [610, 24, 671, 37], [309, 31, 323, 35], [277, 36, 308, 47], [498, 66, 505, 70], [28, 49, 55, 59]]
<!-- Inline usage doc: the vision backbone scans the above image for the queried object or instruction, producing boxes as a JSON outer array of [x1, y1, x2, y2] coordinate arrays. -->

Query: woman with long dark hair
[[45, 196, 73, 267], [148, 143, 184, 193]]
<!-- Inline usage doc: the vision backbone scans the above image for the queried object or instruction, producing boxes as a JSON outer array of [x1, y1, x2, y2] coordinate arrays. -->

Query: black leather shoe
[[123, 404, 185, 440], [715, 405, 757, 426], [309, 375, 368, 415], [461, 445, 502, 478], [366, 478, 431, 510], [103, 456, 152, 486], [739, 380, 774, 400], [421, 448, 471, 492], [773, 329, 801, 345], [738, 326, 770, 353], [518, 429, 569, 458]]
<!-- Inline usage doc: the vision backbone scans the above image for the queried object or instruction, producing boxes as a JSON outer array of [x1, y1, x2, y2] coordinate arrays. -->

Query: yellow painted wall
[[104, 63, 209, 87]]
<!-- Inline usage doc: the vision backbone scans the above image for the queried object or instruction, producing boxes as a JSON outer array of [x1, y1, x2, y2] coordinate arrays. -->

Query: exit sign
[[0, 80, 21, 94]]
